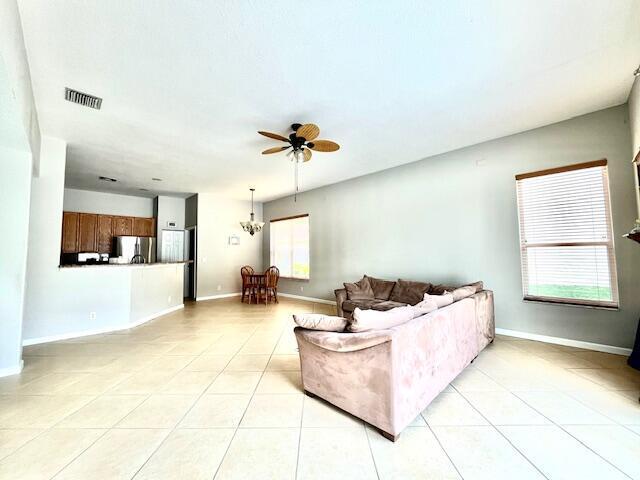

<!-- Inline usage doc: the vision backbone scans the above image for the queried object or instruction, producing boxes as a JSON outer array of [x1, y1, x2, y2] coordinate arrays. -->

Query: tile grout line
[[465, 354, 634, 479], [425, 423, 465, 480], [362, 423, 381, 480], [294, 389, 306, 480], [51, 342, 224, 479], [128, 329, 257, 480], [510, 390, 635, 479], [211, 304, 296, 480]]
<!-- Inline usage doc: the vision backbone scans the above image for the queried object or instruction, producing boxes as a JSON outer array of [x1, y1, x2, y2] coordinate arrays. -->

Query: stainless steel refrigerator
[[113, 236, 156, 264]]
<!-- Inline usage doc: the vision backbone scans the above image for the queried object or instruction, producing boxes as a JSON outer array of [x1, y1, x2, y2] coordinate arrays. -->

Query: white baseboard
[[495, 327, 632, 356], [23, 304, 184, 347], [129, 304, 184, 328], [196, 291, 336, 306], [196, 292, 241, 301], [0, 360, 24, 378], [278, 293, 337, 306]]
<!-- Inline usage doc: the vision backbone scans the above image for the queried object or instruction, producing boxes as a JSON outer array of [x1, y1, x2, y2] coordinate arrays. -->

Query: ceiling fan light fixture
[[240, 188, 265, 236]]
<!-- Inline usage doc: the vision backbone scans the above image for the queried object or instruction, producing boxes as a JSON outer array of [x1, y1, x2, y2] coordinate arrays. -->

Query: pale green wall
[[263, 105, 640, 349]]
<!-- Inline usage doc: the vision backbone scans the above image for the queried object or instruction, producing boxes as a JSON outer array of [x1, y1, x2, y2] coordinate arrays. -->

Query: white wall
[[197, 194, 263, 298], [23, 137, 182, 343], [263, 105, 640, 349], [0, 30, 34, 375], [0, 0, 40, 170], [0, 146, 31, 374], [63, 188, 154, 217]]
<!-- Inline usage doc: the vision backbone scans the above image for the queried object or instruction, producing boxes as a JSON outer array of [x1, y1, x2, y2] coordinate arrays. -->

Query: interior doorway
[[185, 226, 197, 300]]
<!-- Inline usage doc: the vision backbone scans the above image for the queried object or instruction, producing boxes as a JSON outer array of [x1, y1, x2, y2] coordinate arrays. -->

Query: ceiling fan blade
[[309, 139, 340, 152], [258, 131, 289, 142], [262, 146, 288, 154], [303, 149, 312, 162], [296, 123, 320, 141]]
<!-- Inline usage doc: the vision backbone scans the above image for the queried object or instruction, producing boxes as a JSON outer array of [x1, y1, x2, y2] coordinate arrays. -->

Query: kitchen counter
[[59, 260, 193, 269]]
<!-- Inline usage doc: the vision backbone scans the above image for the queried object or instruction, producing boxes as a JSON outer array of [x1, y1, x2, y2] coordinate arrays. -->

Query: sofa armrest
[[294, 327, 393, 352], [334, 288, 347, 317]]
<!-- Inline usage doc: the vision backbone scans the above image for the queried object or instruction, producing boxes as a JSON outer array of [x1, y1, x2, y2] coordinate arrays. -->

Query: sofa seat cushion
[[371, 300, 407, 311], [365, 276, 396, 300], [342, 298, 383, 313], [389, 279, 432, 305]]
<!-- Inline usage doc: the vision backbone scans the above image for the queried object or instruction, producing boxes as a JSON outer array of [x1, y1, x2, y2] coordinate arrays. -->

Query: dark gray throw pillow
[[389, 279, 432, 305], [365, 275, 396, 300], [344, 276, 375, 300]]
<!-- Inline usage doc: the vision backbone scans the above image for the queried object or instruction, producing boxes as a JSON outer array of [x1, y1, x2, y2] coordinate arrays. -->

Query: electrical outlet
[[217, 285, 222, 291], [300, 286, 304, 292], [168, 295, 172, 304], [89, 312, 96, 320]]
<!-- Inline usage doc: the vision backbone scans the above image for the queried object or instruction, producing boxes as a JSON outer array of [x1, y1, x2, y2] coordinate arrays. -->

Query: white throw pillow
[[419, 292, 454, 308], [349, 303, 436, 332], [293, 313, 348, 332], [446, 286, 476, 301]]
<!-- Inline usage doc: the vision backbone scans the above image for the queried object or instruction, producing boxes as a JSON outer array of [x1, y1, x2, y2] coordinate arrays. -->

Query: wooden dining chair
[[240, 266, 255, 303], [263, 266, 280, 305]]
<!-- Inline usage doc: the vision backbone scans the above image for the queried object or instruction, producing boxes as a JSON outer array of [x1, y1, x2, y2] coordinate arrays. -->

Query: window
[[270, 214, 310, 279], [516, 159, 618, 308]]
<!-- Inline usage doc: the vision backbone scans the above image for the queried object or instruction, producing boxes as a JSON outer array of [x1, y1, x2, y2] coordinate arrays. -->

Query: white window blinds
[[516, 159, 618, 308], [270, 215, 310, 280]]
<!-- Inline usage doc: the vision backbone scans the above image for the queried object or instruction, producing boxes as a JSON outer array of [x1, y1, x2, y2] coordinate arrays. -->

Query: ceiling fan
[[258, 123, 340, 200]]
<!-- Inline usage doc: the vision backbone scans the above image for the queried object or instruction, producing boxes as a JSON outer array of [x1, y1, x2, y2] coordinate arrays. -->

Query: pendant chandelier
[[240, 188, 264, 236]]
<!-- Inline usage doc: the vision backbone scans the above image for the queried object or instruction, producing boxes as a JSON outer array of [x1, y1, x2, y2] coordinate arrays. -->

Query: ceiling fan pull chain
[[294, 156, 299, 202]]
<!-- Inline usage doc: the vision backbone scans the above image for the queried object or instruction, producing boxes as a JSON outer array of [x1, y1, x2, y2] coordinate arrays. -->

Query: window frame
[[515, 159, 619, 309], [269, 214, 310, 280]]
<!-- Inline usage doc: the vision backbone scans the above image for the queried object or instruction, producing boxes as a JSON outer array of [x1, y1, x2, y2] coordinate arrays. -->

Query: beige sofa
[[295, 289, 495, 441]]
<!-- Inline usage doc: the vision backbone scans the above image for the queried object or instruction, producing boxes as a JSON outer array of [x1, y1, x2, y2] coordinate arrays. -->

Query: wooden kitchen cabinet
[[133, 217, 155, 237], [61, 212, 79, 253], [78, 213, 98, 252], [97, 215, 113, 253], [112, 216, 133, 236], [61, 211, 156, 257]]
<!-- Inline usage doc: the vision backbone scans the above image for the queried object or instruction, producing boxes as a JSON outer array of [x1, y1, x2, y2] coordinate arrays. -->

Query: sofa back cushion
[[365, 275, 396, 300], [344, 276, 375, 300], [466, 281, 484, 293], [428, 283, 458, 295], [389, 279, 431, 305], [293, 313, 348, 332], [447, 286, 476, 301], [419, 292, 454, 309], [349, 302, 438, 332], [429, 281, 484, 295]]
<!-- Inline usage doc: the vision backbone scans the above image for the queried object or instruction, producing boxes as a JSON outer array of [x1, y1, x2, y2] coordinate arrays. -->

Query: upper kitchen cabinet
[[133, 217, 155, 237], [61, 212, 79, 253], [113, 216, 133, 236], [78, 213, 98, 252], [97, 215, 113, 253]]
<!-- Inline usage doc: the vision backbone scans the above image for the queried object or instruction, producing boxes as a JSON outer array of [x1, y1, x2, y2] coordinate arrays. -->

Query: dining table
[[245, 273, 266, 304]]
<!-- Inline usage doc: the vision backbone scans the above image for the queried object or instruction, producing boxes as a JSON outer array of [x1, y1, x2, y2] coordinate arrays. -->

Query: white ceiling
[[17, 1, 640, 201]]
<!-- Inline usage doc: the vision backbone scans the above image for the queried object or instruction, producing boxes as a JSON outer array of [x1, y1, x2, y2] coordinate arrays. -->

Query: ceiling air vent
[[65, 87, 102, 109]]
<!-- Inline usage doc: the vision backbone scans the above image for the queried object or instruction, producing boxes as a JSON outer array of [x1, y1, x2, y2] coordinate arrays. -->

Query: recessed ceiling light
[[98, 176, 117, 182], [152, 178, 162, 181]]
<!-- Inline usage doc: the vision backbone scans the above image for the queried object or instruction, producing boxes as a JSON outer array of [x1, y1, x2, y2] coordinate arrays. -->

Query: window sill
[[280, 276, 310, 282], [522, 298, 619, 311]]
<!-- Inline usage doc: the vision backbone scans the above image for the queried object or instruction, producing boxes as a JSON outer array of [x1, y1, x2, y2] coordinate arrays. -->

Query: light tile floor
[[0, 297, 638, 479]]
